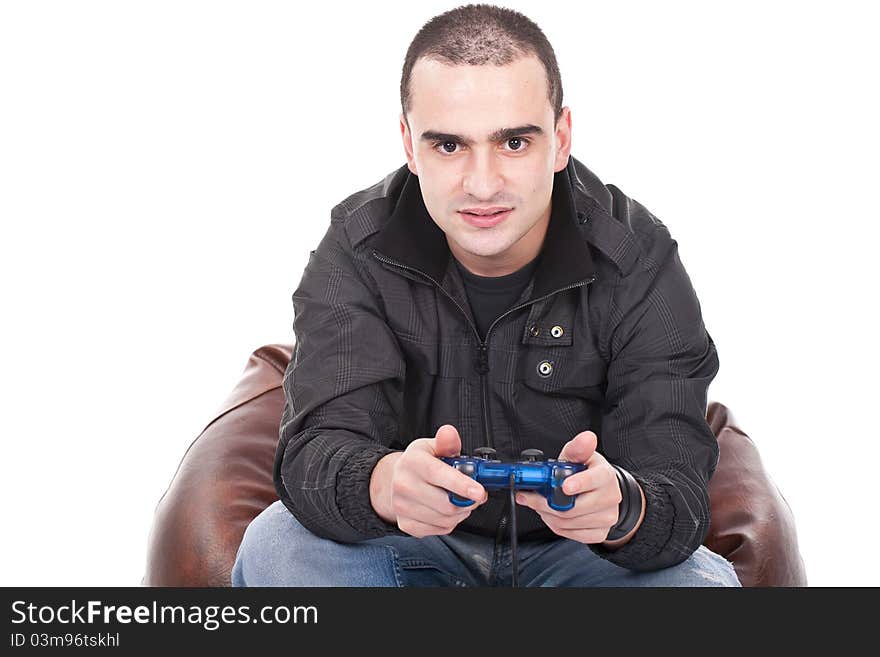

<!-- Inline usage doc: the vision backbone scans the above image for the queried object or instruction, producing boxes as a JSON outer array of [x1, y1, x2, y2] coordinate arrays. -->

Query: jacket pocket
[[513, 351, 607, 451], [519, 351, 607, 397]]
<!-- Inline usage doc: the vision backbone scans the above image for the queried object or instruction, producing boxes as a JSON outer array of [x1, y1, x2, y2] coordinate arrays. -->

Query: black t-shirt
[[454, 254, 541, 341]]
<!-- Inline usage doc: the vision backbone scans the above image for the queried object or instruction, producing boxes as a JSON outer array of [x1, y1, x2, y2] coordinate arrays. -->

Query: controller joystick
[[474, 447, 499, 460], [520, 448, 544, 462]]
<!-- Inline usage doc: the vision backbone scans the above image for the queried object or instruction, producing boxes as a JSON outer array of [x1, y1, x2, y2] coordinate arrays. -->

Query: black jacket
[[273, 155, 720, 571]]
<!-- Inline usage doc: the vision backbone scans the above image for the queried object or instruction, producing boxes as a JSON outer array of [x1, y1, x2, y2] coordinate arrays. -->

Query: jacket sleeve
[[273, 220, 409, 543], [589, 223, 720, 571]]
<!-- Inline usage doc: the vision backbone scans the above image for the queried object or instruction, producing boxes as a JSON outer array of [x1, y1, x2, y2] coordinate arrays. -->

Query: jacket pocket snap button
[[550, 325, 564, 338], [529, 325, 541, 337], [537, 360, 554, 377]]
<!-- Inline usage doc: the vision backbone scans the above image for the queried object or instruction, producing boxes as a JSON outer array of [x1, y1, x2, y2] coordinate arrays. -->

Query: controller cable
[[504, 465, 640, 588], [508, 472, 518, 588]]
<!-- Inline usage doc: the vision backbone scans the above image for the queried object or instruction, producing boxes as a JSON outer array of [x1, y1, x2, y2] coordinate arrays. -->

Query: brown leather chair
[[144, 344, 808, 587]]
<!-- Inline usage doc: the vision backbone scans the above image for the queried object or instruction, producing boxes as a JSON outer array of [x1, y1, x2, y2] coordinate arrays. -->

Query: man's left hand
[[514, 430, 624, 545]]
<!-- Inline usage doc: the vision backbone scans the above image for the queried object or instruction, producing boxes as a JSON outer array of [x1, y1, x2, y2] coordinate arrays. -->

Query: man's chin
[[453, 242, 516, 262]]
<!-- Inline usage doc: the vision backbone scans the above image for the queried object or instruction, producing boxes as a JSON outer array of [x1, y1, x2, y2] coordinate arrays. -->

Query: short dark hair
[[400, 4, 563, 127]]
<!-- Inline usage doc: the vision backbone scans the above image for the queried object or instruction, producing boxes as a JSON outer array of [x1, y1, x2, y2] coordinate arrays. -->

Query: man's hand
[[370, 424, 488, 538], [514, 430, 643, 547]]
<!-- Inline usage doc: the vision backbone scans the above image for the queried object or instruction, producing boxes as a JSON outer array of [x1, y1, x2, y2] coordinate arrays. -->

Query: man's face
[[400, 54, 572, 277]]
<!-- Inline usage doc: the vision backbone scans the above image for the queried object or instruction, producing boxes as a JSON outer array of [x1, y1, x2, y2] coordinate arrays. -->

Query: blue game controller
[[440, 447, 587, 511]]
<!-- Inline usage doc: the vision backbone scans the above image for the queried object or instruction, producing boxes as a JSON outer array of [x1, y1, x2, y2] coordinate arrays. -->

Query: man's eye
[[433, 141, 460, 155], [505, 137, 531, 151]]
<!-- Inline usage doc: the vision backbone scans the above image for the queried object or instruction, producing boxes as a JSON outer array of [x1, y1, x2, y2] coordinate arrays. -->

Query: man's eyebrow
[[420, 124, 545, 146]]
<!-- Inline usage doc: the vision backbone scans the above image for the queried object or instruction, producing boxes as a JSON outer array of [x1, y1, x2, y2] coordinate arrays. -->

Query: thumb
[[559, 430, 598, 464], [432, 424, 463, 457]]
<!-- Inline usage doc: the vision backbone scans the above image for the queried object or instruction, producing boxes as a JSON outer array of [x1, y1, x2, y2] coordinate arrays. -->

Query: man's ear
[[400, 113, 418, 175], [553, 106, 573, 173]]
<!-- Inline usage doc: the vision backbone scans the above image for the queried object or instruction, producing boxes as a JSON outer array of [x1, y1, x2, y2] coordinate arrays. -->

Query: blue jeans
[[231, 500, 741, 587]]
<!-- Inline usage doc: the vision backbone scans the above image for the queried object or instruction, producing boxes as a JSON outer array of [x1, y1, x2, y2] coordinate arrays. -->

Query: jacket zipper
[[373, 251, 495, 448], [372, 250, 596, 574], [477, 277, 597, 580]]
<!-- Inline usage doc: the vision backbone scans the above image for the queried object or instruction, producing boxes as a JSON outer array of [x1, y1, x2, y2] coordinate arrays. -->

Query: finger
[[432, 424, 463, 457], [513, 491, 544, 510], [562, 470, 598, 495], [430, 487, 485, 518], [560, 464, 619, 498], [428, 457, 488, 503], [395, 491, 473, 525], [400, 484, 478, 518], [514, 491, 588, 519], [542, 507, 620, 532], [397, 517, 459, 538], [558, 430, 598, 464], [412, 499, 474, 526], [549, 527, 611, 545], [392, 471, 480, 518]]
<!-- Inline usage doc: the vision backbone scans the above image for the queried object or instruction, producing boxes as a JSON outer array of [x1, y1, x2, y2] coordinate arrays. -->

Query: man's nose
[[462, 149, 504, 200]]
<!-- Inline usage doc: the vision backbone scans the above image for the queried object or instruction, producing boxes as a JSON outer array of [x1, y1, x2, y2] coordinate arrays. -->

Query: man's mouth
[[460, 207, 511, 216], [458, 208, 513, 227]]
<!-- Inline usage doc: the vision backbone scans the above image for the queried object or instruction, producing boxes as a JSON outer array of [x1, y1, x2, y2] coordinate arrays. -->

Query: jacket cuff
[[336, 445, 408, 540], [587, 474, 675, 570]]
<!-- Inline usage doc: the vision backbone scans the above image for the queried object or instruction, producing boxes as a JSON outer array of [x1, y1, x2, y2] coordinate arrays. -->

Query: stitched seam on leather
[[152, 386, 283, 510], [253, 347, 291, 375], [201, 384, 282, 435]]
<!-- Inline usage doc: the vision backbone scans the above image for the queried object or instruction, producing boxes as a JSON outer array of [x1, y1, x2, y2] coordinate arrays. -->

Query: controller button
[[552, 466, 569, 482], [551, 487, 571, 508]]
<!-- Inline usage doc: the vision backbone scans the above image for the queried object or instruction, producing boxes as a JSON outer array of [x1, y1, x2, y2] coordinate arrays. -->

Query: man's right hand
[[369, 424, 488, 537]]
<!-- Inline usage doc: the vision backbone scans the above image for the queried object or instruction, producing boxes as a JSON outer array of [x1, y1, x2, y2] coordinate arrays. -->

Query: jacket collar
[[372, 156, 605, 300]]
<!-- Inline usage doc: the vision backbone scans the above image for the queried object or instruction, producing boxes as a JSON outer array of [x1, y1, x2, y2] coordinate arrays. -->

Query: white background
[[2, 0, 877, 586]]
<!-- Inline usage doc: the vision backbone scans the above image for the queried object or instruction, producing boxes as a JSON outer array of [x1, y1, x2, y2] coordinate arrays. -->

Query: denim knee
[[633, 545, 742, 587], [231, 500, 402, 587]]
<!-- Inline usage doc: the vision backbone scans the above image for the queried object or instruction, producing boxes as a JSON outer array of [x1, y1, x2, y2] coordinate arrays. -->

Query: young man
[[232, 4, 740, 587]]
